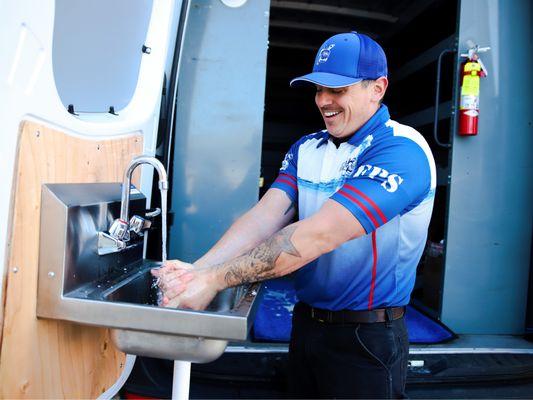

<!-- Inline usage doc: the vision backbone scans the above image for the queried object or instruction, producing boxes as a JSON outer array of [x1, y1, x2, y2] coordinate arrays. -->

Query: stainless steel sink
[[37, 183, 261, 362], [99, 265, 244, 313]]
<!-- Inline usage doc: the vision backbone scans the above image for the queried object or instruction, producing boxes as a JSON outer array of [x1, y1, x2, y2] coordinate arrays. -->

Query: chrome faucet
[[97, 155, 169, 255]]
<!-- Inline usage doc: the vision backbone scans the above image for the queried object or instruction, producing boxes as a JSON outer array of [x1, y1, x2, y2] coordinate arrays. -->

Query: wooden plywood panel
[[0, 121, 143, 398]]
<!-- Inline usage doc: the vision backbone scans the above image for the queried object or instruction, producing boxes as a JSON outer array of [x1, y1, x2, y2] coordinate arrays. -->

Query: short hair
[[361, 79, 385, 104]]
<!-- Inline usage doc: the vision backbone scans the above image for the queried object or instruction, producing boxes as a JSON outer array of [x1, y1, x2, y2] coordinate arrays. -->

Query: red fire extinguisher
[[458, 44, 490, 136]]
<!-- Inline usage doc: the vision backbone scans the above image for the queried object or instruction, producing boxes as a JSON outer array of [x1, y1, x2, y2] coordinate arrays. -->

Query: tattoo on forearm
[[222, 225, 301, 287]]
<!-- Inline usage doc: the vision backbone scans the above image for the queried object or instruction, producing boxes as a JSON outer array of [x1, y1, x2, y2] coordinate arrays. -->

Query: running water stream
[[160, 187, 168, 263], [151, 186, 168, 306]]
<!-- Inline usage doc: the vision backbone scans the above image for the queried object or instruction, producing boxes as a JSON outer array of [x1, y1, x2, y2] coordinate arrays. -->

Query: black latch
[[67, 104, 78, 115]]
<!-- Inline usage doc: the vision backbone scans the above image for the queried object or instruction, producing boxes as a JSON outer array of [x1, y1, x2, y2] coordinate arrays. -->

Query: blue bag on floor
[[253, 278, 456, 344]]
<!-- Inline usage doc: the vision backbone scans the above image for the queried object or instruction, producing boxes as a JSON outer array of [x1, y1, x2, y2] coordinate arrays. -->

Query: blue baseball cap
[[290, 32, 388, 88]]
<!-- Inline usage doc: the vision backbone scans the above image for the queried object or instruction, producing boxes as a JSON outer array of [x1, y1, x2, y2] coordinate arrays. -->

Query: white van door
[[0, 0, 183, 397]]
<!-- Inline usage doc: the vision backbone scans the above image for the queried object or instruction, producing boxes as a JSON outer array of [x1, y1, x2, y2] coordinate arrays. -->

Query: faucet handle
[[109, 218, 130, 241], [129, 215, 152, 235], [145, 208, 161, 218], [97, 232, 127, 255]]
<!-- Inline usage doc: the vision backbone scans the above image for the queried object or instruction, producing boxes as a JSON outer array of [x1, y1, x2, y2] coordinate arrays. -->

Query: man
[[153, 31, 435, 398]]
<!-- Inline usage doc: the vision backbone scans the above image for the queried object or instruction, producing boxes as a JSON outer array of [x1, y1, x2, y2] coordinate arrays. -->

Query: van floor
[[186, 336, 533, 399]]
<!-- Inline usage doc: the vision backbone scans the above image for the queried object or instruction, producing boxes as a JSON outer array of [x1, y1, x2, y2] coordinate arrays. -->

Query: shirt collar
[[316, 104, 390, 148]]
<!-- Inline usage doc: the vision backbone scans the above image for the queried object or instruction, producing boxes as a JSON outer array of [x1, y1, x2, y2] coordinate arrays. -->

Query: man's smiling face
[[315, 81, 378, 139]]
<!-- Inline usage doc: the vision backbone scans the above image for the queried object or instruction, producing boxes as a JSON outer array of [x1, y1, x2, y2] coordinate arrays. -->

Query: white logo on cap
[[317, 44, 335, 65]]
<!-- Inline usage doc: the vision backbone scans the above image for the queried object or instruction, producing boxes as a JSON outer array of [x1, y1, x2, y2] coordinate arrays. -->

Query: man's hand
[[151, 260, 220, 310], [151, 259, 193, 306]]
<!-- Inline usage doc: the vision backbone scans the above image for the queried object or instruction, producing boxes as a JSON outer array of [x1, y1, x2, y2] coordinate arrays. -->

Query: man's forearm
[[194, 209, 270, 268], [212, 218, 335, 290], [194, 190, 295, 268], [210, 200, 365, 289], [220, 225, 301, 286]]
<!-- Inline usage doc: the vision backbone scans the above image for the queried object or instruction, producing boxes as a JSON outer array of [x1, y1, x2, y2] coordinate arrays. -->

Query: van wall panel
[[442, 0, 533, 334], [168, 0, 270, 262]]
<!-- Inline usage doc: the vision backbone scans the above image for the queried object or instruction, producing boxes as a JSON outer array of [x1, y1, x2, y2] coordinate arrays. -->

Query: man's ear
[[372, 77, 388, 102]]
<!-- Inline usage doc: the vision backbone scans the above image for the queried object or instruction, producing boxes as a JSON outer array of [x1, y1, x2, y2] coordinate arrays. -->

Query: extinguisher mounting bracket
[[461, 42, 491, 76]]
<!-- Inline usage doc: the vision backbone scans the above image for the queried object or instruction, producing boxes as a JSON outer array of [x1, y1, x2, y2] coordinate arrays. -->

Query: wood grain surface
[[0, 121, 143, 398]]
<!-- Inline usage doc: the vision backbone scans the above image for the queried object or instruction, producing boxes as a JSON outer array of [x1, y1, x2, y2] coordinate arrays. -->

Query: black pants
[[288, 302, 409, 399]]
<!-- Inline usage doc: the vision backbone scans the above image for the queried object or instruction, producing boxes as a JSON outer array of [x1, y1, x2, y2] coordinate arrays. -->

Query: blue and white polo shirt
[[271, 105, 436, 311]]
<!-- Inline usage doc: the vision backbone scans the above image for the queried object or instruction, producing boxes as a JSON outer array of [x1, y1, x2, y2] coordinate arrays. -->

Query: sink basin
[[94, 263, 255, 362], [60, 260, 260, 362], [100, 266, 245, 313], [100, 265, 162, 305], [37, 183, 262, 363]]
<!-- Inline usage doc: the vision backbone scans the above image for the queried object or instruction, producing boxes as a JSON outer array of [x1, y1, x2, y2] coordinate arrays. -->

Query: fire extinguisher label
[[462, 75, 480, 96], [462, 62, 482, 96], [460, 95, 478, 110], [464, 109, 479, 117]]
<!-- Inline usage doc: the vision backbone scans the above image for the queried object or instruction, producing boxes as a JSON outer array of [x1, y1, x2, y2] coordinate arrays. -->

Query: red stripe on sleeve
[[279, 173, 297, 182], [368, 231, 378, 310], [276, 177, 297, 191], [337, 189, 378, 229], [344, 184, 387, 224]]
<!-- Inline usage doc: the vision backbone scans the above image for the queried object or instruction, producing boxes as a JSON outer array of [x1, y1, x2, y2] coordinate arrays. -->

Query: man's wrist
[[208, 265, 228, 292]]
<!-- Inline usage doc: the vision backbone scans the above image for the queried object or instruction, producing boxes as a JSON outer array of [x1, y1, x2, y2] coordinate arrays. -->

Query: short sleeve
[[330, 139, 432, 234], [270, 142, 299, 201]]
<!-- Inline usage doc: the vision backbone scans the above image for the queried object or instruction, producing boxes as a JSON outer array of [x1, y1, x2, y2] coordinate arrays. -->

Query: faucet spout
[[107, 156, 168, 242], [120, 156, 168, 225]]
